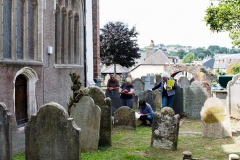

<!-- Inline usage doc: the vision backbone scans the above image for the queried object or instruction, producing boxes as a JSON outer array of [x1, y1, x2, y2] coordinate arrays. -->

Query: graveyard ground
[[13, 117, 240, 160]]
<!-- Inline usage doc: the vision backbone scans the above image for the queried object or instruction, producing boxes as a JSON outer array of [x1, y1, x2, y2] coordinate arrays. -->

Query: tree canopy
[[204, 0, 240, 46], [182, 53, 195, 63], [100, 21, 140, 72]]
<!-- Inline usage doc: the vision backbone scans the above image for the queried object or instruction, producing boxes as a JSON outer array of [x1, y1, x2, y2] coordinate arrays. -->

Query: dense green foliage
[[182, 53, 195, 63], [100, 21, 140, 69], [204, 0, 240, 46]]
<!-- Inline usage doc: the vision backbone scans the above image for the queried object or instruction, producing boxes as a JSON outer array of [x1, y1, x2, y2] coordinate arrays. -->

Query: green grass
[[13, 118, 237, 160]]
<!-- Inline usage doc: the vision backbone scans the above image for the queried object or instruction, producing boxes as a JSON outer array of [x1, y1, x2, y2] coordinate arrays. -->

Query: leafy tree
[[198, 53, 205, 60], [204, 0, 240, 46], [231, 62, 240, 74], [182, 53, 195, 63], [177, 49, 186, 59], [100, 21, 140, 75]]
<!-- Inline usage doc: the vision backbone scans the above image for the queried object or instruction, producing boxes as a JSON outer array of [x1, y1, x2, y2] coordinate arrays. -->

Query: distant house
[[213, 54, 240, 73], [129, 49, 177, 79]]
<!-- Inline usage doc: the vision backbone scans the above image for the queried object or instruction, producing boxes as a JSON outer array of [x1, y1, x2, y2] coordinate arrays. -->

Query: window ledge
[[0, 59, 43, 65], [54, 64, 83, 69]]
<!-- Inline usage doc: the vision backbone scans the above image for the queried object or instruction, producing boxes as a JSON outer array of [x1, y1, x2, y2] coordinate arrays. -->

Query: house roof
[[141, 49, 172, 65], [101, 64, 129, 74], [203, 58, 215, 69]]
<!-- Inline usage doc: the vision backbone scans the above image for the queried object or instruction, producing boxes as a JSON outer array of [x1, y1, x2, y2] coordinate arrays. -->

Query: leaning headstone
[[138, 90, 157, 112], [114, 106, 136, 130], [155, 75, 161, 86], [172, 85, 183, 115], [185, 81, 207, 119], [151, 107, 180, 150], [84, 86, 112, 147], [131, 78, 144, 96], [25, 102, 81, 160], [105, 89, 121, 115], [0, 102, 12, 160], [200, 97, 232, 138], [227, 74, 240, 118], [71, 96, 101, 152], [178, 77, 190, 89]]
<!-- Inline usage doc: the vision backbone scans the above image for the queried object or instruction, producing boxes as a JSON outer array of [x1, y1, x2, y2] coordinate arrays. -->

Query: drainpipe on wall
[[83, 0, 87, 87]]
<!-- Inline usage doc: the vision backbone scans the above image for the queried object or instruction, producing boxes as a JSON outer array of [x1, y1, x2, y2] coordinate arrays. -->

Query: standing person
[[150, 72, 177, 108], [138, 100, 154, 126], [107, 74, 120, 91], [119, 77, 134, 108]]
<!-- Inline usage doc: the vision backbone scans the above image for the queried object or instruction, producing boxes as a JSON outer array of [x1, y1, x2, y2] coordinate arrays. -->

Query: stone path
[[13, 132, 25, 155]]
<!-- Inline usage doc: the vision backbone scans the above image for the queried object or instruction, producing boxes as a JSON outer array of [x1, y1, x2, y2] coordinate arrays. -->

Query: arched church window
[[74, 14, 79, 64], [16, 0, 24, 59]]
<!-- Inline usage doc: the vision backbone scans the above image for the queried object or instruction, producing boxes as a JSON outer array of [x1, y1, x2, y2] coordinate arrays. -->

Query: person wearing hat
[[150, 72, 177, 108]]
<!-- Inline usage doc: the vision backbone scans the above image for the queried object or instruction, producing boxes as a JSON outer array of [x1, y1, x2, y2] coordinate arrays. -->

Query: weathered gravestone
[[153, 90, 161, 110], [138, 90, 157, 112], [132, 95, 139, 109], [105, 89, 121, 115], [155, 74, 161, 86], [0, 102, 12, 160], [185, 81, 207, 119], [114, 106, 136, 130], [70, 96, 101, 152], [200, 97, 232, 138], [84, 86, 112, 147], [25, 102, 81, 160], [141, 76, 155, 91], [131, 78, 144, 96], [151, 107, 180, 150], [172, 85, 183, 115], [227, 74, 240, 119], [178, 77, 190, 89]]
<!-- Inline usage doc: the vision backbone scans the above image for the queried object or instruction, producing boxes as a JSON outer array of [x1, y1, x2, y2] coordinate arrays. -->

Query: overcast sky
[[100, 0, 233, 48]]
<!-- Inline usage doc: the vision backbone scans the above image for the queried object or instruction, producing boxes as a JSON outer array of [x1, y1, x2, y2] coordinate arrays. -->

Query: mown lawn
[[13, 117, 237, 160]]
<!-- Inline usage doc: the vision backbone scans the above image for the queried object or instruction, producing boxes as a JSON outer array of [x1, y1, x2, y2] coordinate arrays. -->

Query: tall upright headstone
[[71, 96, 101, 152], [114, 106, 136, 130], [141, 76, 155, 91], [84, 86, 112, 147], [227, 74, 240, 118], [151, 107, 180, 150], [178, 77, 190, 89], [172, 85, 183, 115], [105, 89, 121, 115], [131, 78, 144, 96], [25, 102, 81, 160], [200, 97, 232, 138], [185, 81, 207, 119], [0, 102, 12, 160], [138, 90, 157, 112]]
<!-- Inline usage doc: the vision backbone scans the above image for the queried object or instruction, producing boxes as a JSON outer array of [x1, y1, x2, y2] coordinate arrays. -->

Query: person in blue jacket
[[138, 100, 154, 126], [150, 72, 177, 108]]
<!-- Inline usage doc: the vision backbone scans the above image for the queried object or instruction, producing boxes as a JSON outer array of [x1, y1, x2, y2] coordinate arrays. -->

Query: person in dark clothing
[[150, 72, 177, 108], [119, 77, 134, 108]]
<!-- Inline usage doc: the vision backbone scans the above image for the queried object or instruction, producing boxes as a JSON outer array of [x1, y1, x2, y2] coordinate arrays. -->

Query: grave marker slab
[[25, 102, 81, 160], [105, 89, 121, 115], [151, 107, 180, 150], [200, 97, 232, 138], [141, 76, 155, 91], [0, 102, 12, 160], [132, 78, 144, 96], [172, 85, 183, 115], [84, 86, 112, 147], [71, 96, 101, 152], [114, 106, 136, 130], [185, 81, 207, 119], [227, 74, 240, 118], [178, 77, 190, 89]]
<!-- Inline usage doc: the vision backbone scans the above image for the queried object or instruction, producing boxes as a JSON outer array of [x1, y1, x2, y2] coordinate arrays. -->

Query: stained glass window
[[3, 0, 12, 58], [17, 0, 24, 59], [28, 1, 35, 60]]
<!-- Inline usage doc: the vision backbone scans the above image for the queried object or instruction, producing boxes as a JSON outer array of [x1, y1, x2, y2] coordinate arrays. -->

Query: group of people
[[106, 72, 177, 126]]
